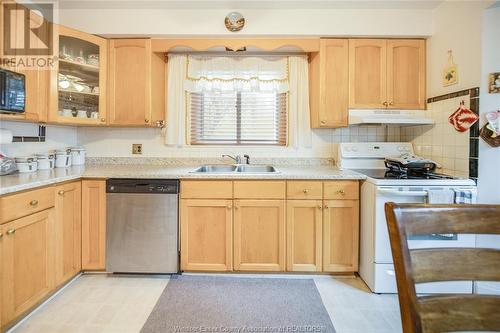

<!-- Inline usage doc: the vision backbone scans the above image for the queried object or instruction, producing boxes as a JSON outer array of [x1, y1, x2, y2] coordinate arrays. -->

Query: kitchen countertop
[[0, 164, 366, 196]]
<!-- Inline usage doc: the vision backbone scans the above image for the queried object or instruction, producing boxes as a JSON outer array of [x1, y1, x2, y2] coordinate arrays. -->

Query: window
[[189, 91, 287, 145]]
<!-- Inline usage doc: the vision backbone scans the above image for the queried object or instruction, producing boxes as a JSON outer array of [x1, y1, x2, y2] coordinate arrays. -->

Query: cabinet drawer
[[0, 186, 55, 224], [181, 180, 233, 199], [323, 181, 359, 200], [234, 181, 285, 199], [287, 181, 323, 200]]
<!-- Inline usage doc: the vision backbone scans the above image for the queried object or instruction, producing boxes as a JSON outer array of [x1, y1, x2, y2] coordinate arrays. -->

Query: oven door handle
[[377, 189, 428, 197]]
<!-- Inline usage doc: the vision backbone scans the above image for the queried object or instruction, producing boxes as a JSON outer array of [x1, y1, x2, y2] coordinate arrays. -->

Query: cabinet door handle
[[58, 190, 65, 196], [0, 232, 3, 238], [100, 118, 106, 122], [383, 101, 388, 107], [318, 205, 323, 210], [337, 190, 346, 195], [320, 120, 326, 125], [388, 101, 394, 106], [324, 204, 329, 209], [227, 205, 232, 209], [6, 229, 15, 235], [145, 119, 150, 124], [30, 199, 39, 206], [303, 189, 309, 194]]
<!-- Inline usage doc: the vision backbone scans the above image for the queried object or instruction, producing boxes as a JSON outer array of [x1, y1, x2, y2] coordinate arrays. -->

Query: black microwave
[[0, 68, 26, 113]]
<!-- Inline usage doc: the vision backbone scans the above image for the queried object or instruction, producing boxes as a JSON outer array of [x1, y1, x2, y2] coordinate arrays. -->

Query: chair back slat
[[396, 205, 500, 235], [385, 203, 500, 333], [418, 295, 500, 333], [411, 248, 500, 283]]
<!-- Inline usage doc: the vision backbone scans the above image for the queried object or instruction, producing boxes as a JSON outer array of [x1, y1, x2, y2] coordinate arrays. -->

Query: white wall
[[478, 4, 500, 204], [427, 1, 493, 97], [0, 121, 78, 157], [58, 8, 433, 37]]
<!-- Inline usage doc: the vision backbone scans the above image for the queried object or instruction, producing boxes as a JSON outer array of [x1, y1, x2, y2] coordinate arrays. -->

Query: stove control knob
[[397, 146, 404, 151]]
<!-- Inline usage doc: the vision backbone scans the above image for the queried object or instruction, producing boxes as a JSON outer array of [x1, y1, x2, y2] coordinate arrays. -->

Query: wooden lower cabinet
[[323, 200, 359, 272], [1, 209, 55, 328], [233, 200, 285, 271], [54, 181, 82, 286], [286, 200, 323, 272], [180, 199, 233, 271], [81, 180, 106, 270], [179, 180, 360, 273]]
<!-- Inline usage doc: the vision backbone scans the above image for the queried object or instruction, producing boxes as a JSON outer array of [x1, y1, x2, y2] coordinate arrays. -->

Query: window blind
[[189, 91, 287, 145]]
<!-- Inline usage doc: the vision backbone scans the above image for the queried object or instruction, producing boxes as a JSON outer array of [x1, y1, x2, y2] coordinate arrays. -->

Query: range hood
[[348, 109, 434, 125]]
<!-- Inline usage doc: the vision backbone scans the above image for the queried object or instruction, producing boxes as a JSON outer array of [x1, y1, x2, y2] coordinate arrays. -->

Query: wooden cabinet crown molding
[[151, 38, 320, 53]]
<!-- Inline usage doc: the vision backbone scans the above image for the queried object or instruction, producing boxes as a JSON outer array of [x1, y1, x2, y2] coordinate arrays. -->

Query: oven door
[[374, 185, 477, 264]]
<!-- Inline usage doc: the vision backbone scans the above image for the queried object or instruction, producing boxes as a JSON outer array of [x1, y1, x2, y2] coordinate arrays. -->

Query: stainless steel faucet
[[222, 154, 242, 164]]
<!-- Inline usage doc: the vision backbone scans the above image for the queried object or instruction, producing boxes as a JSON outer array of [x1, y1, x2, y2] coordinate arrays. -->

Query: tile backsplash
[[401, 94, 472, 178], [78, 125, 401, 159]]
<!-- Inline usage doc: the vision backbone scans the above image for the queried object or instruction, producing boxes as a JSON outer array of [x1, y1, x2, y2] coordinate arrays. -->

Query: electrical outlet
[[132, 144, 143, 155]]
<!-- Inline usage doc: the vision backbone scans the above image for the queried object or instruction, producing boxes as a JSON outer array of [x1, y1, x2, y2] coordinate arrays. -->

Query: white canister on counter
[[55, 149, 72, 168], [70, 146, 86, 165], [35, 153, 55, 170], [15, 156, 38, 173]]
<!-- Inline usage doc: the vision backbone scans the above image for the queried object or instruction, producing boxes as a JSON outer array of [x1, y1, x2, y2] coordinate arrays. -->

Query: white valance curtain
[[165, 54, 311, 147], [185, 55, 289, 93]]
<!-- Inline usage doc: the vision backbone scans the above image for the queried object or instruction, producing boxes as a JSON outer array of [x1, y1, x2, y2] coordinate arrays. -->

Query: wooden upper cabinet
[[108, 39, 151, 125], [54, 181, 82, 286], [49, 25, 108, 125], [310, 39, 349, 128], [108, 39, 166, 126], [81, 180, 106, 270], [0, 4, 50, 123], [349, 39, 387, 109], [349, 38, 426, 110], [387, 39, 426, 109]]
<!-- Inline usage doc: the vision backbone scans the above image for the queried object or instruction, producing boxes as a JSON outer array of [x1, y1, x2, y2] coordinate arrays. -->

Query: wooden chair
[[385, 203, 500, 333]]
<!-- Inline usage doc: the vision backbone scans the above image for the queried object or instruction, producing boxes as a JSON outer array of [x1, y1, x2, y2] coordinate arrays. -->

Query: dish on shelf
[[87, 54, 99, 66], [58, 73, 96, 95]]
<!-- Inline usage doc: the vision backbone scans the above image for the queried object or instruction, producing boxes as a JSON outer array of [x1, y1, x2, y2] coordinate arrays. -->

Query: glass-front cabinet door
[[49, 25, 107, 125]]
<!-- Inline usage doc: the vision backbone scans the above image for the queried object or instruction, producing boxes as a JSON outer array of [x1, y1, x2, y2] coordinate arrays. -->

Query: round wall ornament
[[225, 12, 245, 32]]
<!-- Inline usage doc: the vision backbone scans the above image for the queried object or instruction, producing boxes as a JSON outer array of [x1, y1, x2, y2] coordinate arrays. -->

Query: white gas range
[[338, 142, 477, 294]]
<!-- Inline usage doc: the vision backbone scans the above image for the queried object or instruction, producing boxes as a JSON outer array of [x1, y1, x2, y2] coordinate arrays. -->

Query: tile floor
[[9, 274, 402, 333]]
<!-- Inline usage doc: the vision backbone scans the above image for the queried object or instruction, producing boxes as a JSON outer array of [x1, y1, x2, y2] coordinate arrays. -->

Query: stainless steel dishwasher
[[106, 179, 179, 274]]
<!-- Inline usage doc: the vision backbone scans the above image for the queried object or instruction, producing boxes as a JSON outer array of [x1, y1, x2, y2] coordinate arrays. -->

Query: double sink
[[192, 164, 278, 174]]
